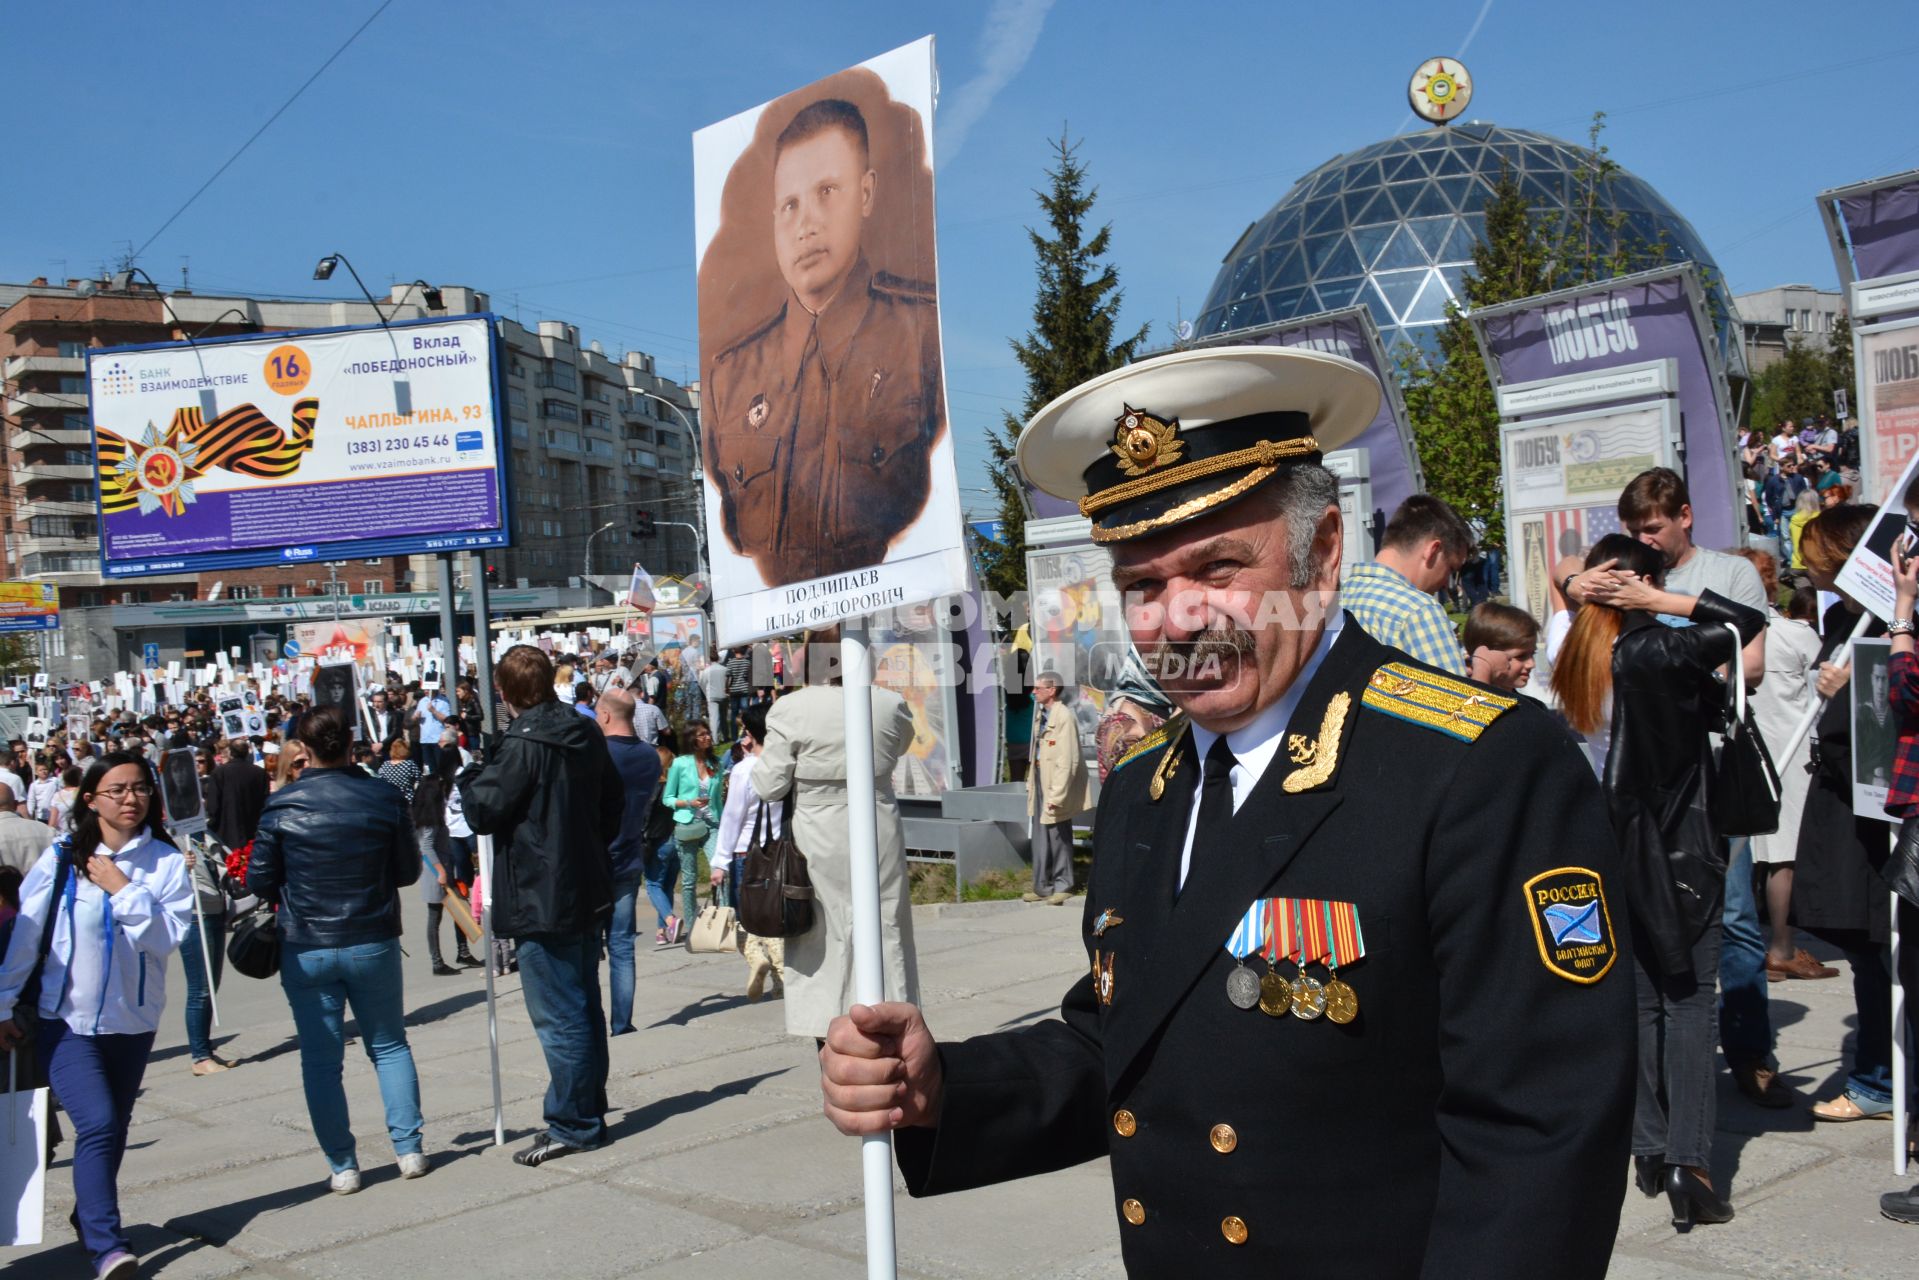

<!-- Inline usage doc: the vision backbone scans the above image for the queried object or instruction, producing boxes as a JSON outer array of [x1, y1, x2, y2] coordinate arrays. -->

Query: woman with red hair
[[1551, 532, 1766, 1230]]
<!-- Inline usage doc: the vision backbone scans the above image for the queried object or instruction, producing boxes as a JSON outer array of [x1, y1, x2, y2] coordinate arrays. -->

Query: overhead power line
[[132, 1, 394, 262]]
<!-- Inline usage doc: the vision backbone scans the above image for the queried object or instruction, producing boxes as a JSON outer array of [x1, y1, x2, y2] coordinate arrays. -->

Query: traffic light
[[485, 563, 500, 586], [634, 510, 656, 538]]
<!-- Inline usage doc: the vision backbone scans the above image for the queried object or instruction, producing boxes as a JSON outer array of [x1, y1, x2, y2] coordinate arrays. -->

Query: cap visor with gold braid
[[1017, 346, 1382, 543]]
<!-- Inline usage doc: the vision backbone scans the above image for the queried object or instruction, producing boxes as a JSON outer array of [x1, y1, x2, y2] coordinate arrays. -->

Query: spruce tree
[[980, 132, 1149, 600]]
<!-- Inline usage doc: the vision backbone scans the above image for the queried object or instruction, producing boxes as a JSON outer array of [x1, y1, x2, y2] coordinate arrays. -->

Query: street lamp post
[[635, 389, 708, 580], [583, 519, 615, 580]]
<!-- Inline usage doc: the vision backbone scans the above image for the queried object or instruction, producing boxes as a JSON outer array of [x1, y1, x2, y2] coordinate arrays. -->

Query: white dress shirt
[[1177, 614, 1343, 890]]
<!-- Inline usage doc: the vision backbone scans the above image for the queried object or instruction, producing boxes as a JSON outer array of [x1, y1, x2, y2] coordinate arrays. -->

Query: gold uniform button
[[1113, 1109, 1138, 1138], [1221, 1215, 1249, 1245], [1209, 1123, 1237, 1153], [1122, 1198, 1146, 1226]]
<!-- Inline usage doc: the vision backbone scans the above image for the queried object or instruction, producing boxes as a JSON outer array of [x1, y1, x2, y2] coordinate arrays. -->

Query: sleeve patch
[[1523, 867, 1617, 984], [1360, 661, 1518, 743]]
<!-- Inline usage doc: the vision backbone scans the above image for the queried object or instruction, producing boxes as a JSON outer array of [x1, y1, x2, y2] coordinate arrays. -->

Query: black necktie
[[1197, 736, 1239, 839]]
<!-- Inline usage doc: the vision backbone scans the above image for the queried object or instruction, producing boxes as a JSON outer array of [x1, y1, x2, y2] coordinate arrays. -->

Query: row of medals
[[1227, 959, 1358, 1024]]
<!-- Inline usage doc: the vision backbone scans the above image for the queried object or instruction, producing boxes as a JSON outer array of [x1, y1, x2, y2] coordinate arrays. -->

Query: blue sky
[[12, 1, 1918, 517]]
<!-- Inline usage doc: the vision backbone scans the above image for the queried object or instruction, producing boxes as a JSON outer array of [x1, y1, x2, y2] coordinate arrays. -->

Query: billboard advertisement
[[648, 609, 708, 680], [1499, 401, 1672, 627], [869, 599, 962, 798], [0, 581, 60, 633], [1856, 318, 1919, 504], [1472, 266, 1741, 553], [693, 37, 969, 646], [1025, 542, 1127, 768], [87, 315, 508, 578]]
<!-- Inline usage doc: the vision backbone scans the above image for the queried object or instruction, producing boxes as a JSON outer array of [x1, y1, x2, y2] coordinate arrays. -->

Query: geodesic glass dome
[[1195, 121, 1744, 377]]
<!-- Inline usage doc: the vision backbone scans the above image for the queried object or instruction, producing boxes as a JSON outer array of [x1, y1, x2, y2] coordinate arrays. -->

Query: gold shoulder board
[[1359, 662, 1517, 744], [1115, 712, 1187, 772]]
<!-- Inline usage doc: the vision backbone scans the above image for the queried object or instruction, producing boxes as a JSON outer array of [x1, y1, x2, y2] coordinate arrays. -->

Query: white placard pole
[[1775, 611, 1875, 768], [478, 832, 505, 1147], [841, 617, 898, 1280], [1895, 889, 1908, 1177], [189, 837, 221, 1029]]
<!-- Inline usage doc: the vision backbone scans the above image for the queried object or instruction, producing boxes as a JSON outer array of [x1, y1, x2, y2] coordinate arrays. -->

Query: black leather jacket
[[458, 699, 623, 938], [1603, 589, 1767, 973], [247, 765, 419, 947]]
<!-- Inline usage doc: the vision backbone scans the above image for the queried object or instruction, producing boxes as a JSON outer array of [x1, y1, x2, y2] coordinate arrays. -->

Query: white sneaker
[[329, 1168, 361, 1195], [398, 1152, 430, 1179]]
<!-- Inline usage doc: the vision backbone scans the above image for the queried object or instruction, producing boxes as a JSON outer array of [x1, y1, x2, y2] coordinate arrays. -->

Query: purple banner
[[1025, 309, 1419, 521], [1839, 179, 1919, 281], [1477, 273, 1738, 552], [1246, 312, 1419, 519]]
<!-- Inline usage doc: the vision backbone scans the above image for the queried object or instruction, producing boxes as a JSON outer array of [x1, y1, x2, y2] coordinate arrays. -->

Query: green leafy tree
[[1400, 113, 1677, 551], [0, 635, 39, 678], [980, 132, 1149, 600], [1750, 337, 1838, 429]]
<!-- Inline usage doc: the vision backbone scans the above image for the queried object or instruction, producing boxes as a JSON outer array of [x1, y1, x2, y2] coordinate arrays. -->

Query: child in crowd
[[1463, 602, 1540, 693]]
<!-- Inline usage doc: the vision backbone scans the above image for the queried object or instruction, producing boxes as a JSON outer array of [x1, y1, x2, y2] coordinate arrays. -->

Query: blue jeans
[[516, 931, 610, 1148], [644, 837, 680, 931], [1717, 837, 1773, 1066], [38, 1024, 153, 1270], [280, 938, 424, 1173], [606, 872, 644, 1035], [446, 834, 476, 886], [180, 909, 226, 1063]]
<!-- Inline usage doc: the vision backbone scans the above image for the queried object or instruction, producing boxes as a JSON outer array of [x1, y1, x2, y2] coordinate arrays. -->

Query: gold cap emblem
[[1108, 405, 1184, 478]]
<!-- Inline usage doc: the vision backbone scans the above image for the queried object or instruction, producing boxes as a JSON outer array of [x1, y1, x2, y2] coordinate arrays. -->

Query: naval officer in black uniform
[[704, 97, 943, 588], [820, 346, 1636, 1278]]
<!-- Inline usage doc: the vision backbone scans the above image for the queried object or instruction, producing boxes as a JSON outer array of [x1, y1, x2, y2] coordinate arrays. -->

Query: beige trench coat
[[755, 684, 920, 1038], [1026, 699, 1093, 819]]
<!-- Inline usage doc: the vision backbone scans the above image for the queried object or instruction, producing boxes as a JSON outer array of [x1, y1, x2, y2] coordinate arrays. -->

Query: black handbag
[[736, 794, 815, 939], [1711, 623, 1783, 837], [225, 902, 282, 980], [12, 847, 73, 1043]]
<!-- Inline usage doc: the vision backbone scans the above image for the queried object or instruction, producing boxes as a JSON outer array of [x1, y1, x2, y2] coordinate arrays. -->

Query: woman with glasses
[[246, 705, 428, 1194], [0, 752, 194, 1280]]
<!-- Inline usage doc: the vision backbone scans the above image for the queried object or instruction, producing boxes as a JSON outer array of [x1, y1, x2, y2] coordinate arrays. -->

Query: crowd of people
[[1338, 466, 1919, 1227], [6, 411, 1919, 1272]]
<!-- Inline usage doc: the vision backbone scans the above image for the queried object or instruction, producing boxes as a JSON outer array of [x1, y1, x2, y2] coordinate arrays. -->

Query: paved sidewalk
[[5, 900, 1915, 1277]]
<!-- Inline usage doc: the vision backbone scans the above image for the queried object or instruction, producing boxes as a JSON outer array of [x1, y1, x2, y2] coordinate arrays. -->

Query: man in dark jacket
[[594, 686, 664, 1037], [459, 644, 624, 1167], [204, 739, 270, 852]]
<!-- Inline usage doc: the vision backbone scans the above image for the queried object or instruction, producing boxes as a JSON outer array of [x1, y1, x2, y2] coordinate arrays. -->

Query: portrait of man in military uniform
[[700, 86, 946, 590]]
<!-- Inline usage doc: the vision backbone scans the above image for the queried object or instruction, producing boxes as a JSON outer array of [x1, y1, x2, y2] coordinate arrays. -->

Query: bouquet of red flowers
[[222, 839, 255, 895]]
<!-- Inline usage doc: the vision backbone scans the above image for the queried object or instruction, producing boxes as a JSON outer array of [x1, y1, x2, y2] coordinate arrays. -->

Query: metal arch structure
[[1195, 121, 1747, 381]]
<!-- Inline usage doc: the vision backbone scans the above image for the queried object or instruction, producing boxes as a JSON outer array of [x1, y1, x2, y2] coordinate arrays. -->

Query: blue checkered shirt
[[1342, 562, 1465, 675]]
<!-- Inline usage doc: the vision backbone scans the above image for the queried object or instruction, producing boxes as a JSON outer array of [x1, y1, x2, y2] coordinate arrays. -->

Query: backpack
[[1837, 427, 1861, 469]]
